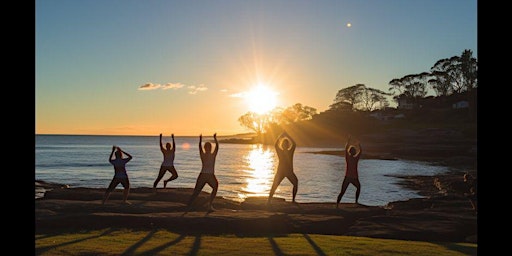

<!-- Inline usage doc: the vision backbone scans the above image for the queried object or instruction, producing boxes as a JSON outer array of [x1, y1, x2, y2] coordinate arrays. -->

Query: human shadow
[[36, 228, 114, 254], [303, 233, 327, 256], [435, 242, 477, 256], [121, 229, 157, 255], [268, 236, 285, 256], [137, 234, 186, 255], [188, 234, 201, 256]]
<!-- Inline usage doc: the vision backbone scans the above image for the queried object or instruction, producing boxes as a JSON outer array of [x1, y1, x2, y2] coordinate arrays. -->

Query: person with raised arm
[[187, 133, 219, 212], [336, 135, 362, 207], [153, 133, 178, 192], [102, 146, 133, 205], [268, 130, 298, 204]]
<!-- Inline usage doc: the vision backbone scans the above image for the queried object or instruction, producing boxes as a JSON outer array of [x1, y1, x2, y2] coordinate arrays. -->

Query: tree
[[278, 103, 317, 124], [329, 84, 365, 111], [238, 112, 273, 140], [430, 49, 477, 94], [388, 73, 429, 107], [358, 87, 391, 111]]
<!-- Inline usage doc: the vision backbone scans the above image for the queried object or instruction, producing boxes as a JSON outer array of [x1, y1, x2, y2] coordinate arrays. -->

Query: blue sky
[[36, 0, 477, 135]]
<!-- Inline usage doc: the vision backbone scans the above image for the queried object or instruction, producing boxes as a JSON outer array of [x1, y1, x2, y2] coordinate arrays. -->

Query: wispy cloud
[[229, 92, 246, 98], [138, 82, 208, 95], [188, 84, 208, 94], [162, 83, 185, 90], [138, 83, 161, 90]]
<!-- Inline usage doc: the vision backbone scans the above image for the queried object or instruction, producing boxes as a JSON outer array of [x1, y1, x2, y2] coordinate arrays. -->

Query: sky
[[36, 0, 477, 136]]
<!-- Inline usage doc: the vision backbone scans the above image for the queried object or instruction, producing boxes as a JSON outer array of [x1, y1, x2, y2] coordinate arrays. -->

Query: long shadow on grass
[[303, 233, 327, 256], [188, 234, 201, 256], [137, 234, 186, 255], [121, 229, 157, 255], [35, 228, 114, 255], [268, 236, 284, 256], [435, 242, 477, 256]]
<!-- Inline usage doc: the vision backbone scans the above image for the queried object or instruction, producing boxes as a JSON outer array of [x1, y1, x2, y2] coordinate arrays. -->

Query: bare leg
[[336, 178, 350, 208], [102, 178, 118, 204], [188, 175, 207, 207], [122, 179, 131, 204], [354, 179, 361, 204], [102, 191, 111, 205], [207, 176, 219, 211], [287, 173, 299, 203], [153, 166, 167, 191], [164, 168, 178, 188], [268, 174, 284, 204]]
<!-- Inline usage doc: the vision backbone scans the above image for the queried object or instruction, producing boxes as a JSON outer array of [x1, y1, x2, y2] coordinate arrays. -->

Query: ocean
[[35, 135, 449, 206]]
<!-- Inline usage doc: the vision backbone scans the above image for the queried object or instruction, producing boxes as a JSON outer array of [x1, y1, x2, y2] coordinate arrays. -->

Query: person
[[102, 146, 133, 204], [463, 172, 477, 212], [153, 133, 178, 192], [336, 135, 362, 207], [268, 131, 298, 204], [187, 133, 219, 212]]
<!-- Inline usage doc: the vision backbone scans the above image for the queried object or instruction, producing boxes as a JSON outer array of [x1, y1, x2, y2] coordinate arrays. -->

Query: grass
[[35, 228, 477, 256]]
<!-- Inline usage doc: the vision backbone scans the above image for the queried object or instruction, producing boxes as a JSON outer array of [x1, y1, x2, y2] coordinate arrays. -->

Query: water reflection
[[238, 144, 276, 200]]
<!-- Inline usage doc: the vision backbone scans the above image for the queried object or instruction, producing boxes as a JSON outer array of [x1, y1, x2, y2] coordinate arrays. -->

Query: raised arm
[[171, 133, 176, 152], [275, 132, 284, 150], [109, 145, 116, 162], [198, 134, 203, 155], [286, 132, 296, 151], [345, 135, 351, 151], [119, 147, 133, 161], [354, 142, 362, 157], [213, 133, 219, 155], [159, 133, 165, 152]]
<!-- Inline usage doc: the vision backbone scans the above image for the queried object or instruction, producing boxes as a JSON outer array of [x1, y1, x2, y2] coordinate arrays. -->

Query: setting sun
[[245, 84, 279, 114]]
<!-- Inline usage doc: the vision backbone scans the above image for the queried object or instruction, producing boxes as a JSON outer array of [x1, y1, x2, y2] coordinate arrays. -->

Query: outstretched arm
[[160, 133, 165, 152], [109, 145, 116, 162], [171, 133, 176, 152], [213, 133, 219, 154]]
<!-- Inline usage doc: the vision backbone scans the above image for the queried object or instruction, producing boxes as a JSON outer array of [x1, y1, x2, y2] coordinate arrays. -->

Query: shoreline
[[35, 165, 477, 243]]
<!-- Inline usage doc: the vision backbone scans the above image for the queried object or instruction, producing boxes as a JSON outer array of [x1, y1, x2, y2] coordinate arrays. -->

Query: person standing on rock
[[153, 133, 178, 192], [268, 130, 298, 205], [102, 146, 132, 205], [187, 133, 219, 212], [336, 135, 362, 207]]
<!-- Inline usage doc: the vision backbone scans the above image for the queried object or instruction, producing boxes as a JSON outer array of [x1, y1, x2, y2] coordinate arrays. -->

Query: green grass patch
[[36, 228, 477, 256]]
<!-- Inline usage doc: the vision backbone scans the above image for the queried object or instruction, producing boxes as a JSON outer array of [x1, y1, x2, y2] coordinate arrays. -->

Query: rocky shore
[[35, 167, 477, 243]]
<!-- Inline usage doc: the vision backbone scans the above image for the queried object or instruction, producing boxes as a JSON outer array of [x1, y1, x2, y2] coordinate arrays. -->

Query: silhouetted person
[[153, 133, 178, 192], [187, 133, 219, 212], [268, 131, 298, 204], [464, 172, 477, 212], [102, 146, 132, 204], [336, 135, 362, 207]]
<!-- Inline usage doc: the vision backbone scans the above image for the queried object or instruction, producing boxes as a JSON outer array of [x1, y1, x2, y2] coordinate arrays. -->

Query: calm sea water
[[35, 135, 449, 206]]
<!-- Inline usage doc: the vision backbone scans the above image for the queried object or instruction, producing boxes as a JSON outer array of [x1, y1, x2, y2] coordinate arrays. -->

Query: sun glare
[[245, 84, 278, 114]]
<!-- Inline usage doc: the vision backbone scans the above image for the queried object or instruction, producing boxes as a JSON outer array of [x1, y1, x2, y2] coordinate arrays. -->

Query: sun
[[245, 84, 278, 114]]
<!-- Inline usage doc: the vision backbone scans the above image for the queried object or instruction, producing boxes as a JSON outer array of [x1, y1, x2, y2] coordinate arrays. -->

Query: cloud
[[162, 83, 185, 90], [138, 82, 208, 95], [188, 84, 208, 94], [229, 92, 246, 98], [138, 83, 161, 90]]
